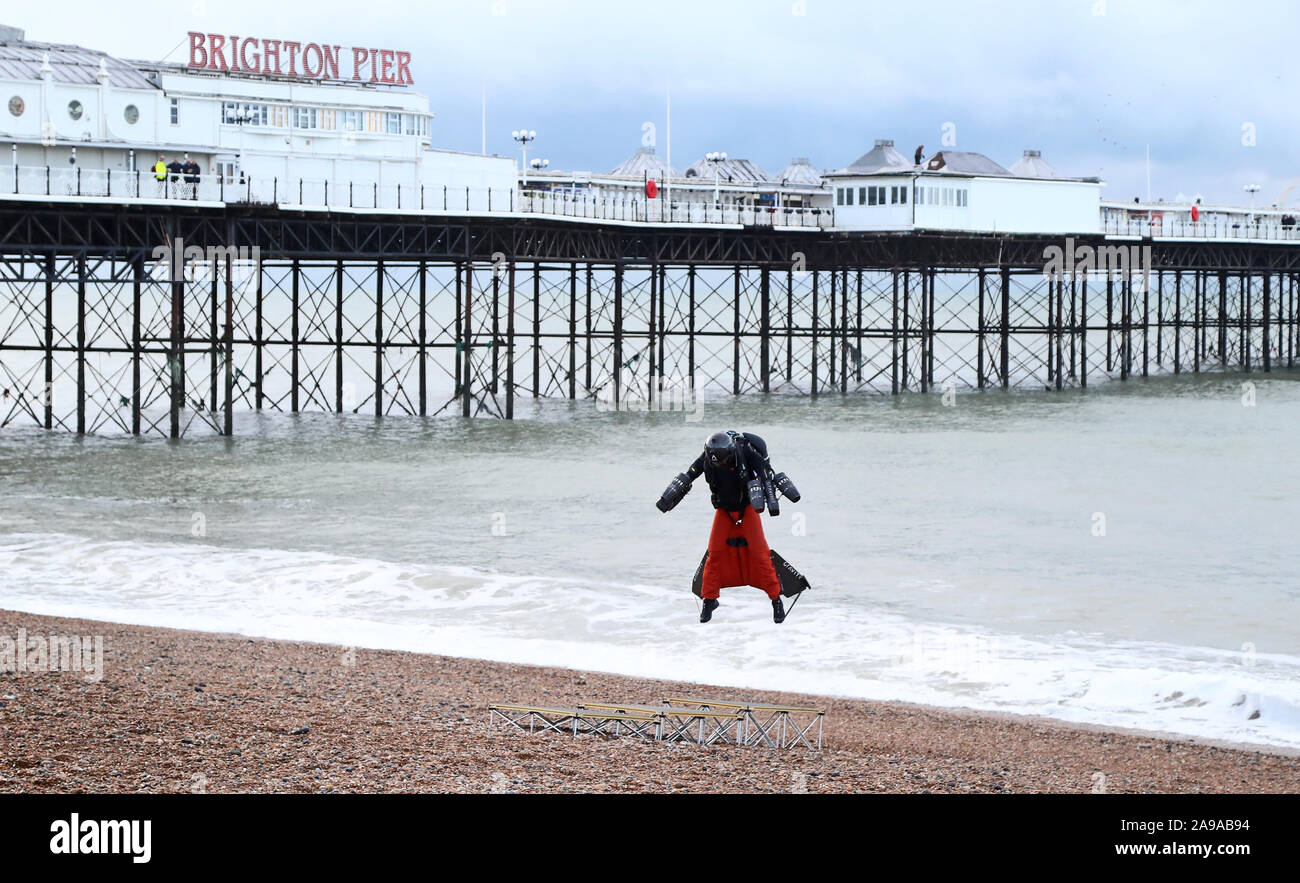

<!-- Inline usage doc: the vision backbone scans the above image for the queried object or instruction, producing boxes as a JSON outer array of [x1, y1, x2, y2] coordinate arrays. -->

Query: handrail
[[0, 163, 833, 229]]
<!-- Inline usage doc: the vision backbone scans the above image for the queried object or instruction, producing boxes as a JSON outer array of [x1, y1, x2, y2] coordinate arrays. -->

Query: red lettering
[[321, 45, 340, 80], [208, 34, 228, 71], [240, 37, 261, 73], [351, 47, 368, 81], [284, 41, 302, 76], [395, 51, 412, 86], [263, 39, 281, 75], [303, 43, 322, 77], [188, 32, 208, 69]]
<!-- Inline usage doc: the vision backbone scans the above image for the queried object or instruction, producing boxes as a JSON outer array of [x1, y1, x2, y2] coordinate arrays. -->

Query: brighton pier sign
[[187, 32, 413, 85]]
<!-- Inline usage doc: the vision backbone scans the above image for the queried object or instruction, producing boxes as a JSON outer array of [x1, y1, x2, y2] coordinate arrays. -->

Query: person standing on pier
[[153, 156, 167, 196], [166, 157, 184, 199], [182, 155, 201, 199]]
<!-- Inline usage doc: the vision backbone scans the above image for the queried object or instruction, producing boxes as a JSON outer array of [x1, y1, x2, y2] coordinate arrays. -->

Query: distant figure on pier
[[183, 156, 201, 198], [152, 156, 167, 196], [656, 431, 808, 624], [166, 157, 184, 198]]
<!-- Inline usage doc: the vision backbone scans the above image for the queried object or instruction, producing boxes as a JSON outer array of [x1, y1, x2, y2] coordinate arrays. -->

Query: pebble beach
[[2, 610, 1296, 794]]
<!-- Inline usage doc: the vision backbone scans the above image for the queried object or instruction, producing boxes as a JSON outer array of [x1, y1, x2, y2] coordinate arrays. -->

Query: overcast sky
[[13, 0, 1299, 205]]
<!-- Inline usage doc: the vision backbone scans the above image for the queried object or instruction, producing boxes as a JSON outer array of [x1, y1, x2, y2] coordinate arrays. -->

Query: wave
[[1, 531, 1298, 750]]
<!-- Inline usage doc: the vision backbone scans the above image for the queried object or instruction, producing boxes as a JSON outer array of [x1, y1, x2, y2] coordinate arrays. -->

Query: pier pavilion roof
[[610, 147, 676, 178], [682, 156, 772, 184], [923, 150, 1011, 176], [1008, 149, 1060, 178], [0, 29, 156, 90], [775, 157, 825, 187], [843, 139, 914, 174]]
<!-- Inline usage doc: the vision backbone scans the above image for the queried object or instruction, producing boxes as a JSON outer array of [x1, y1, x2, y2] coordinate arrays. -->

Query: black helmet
[[705, 431, 737, 468]]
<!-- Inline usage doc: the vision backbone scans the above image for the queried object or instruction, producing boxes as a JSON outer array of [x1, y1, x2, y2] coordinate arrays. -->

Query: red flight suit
[[701, 505, 782, 601]]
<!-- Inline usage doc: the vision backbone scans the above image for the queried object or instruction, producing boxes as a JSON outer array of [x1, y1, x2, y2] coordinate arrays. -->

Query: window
[[123, 104, 139, 125], [222, 102, 268, 126], [67, 100, 83, 120], [9, 95, 24, 117], [169, 98, 179, 125]]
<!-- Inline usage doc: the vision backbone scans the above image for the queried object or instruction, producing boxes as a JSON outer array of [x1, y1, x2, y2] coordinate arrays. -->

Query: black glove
[[656, 473, 693, 512]]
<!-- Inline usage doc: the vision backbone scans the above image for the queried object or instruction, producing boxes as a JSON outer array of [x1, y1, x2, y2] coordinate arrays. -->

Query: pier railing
[[12, 164, 1298, 240], [1103, 215, 1300, 241], [1, 164, 832, 228]]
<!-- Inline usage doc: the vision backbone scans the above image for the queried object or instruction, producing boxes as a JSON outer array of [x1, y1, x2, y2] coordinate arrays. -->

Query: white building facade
[[826, 141, 1103, 234], [0, 24, 514, 207]]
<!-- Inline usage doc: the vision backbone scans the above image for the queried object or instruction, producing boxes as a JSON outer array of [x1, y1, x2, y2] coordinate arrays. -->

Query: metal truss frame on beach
[[489, 700, 819, 750], [664, 697, 826, 750]]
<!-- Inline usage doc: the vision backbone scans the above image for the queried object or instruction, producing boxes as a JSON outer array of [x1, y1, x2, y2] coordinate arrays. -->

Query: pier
[[0, 191, 1296, 437]]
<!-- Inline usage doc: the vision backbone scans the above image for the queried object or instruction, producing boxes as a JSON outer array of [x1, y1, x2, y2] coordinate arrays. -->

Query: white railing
[[0, 164, 833, 228], [516, 190, 830, 227], [1103, 215, 1300, 241]]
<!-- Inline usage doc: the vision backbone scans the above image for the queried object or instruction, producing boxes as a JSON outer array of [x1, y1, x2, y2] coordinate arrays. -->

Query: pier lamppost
[[512, 129, 536, 185], [705, 151, 727, 207], [1244, 184, 1261, 228], [226, 104, 260, 188]]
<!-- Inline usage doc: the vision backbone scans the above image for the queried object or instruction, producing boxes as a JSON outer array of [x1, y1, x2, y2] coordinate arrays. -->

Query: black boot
[[700, 598, 719, 623], [772, 597, 786, 624]]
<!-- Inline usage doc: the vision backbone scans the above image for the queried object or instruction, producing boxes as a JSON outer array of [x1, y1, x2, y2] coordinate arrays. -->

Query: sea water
[[1, 372, 1297, 749]]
